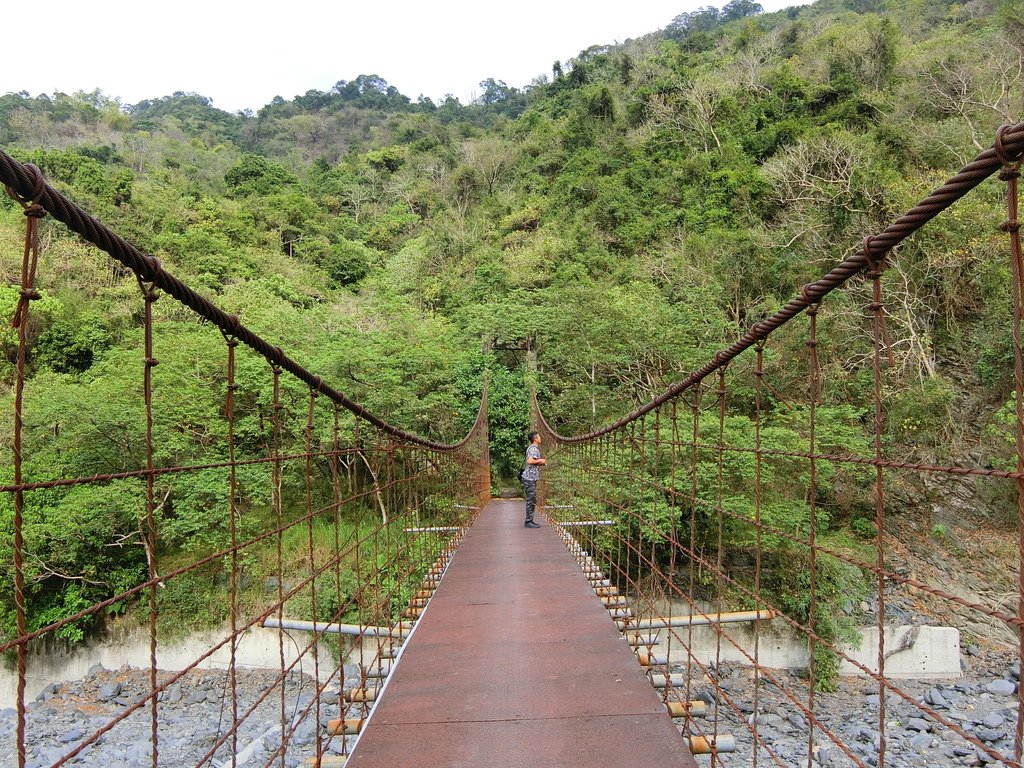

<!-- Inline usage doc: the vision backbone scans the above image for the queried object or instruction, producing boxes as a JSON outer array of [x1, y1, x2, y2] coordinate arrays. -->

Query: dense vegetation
[[0, 0, 1021, 680]]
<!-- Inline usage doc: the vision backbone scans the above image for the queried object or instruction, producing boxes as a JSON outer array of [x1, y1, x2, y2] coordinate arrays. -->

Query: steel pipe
[[651, 673, 686, 688], [558, 520, 614, 527], [343, 686, 378, 703], [667, 700, 707, 718], [688, 734, 736, 754], [630, 610, 775, 630], [362, 661, 392, 678], [261, 618, 410, 638], [636, 650, 668, 666], [303, 757, 348, 767], [627, 634, 659, 646], [403, 526, 460, 533], [309, 756, 348, 767], [326, 718, 365, 736]]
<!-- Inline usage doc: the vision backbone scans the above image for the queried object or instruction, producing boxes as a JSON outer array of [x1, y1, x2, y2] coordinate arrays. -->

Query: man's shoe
[[524, 521, 540, 528]]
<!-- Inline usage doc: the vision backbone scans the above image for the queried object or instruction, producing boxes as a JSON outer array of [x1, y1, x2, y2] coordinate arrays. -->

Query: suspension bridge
[[1, 122, 1024, 768]]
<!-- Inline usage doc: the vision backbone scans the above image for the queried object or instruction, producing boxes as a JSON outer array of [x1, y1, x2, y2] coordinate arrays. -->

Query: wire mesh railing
[[0, 149, 490, 768], [535, 122, 1024, 767]]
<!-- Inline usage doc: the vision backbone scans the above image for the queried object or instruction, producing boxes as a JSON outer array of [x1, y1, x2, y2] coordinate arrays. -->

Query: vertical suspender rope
[[6, 164, 45, 768]]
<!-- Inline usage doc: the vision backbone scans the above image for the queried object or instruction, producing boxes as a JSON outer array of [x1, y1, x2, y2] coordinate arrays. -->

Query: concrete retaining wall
[[1, 618, 962, 709], [0, 626, 337, 709], [656, 621, 961, 678]]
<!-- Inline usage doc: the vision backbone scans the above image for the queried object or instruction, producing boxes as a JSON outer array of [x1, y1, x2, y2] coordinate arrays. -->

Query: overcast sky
[[4, 1, 808, 113]]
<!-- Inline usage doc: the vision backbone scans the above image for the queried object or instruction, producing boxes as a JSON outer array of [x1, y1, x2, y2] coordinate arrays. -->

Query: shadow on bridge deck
[[348, 499, 697, 767]]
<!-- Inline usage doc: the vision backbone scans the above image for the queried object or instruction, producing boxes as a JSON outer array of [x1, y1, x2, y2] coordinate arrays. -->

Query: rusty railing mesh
[[0, 148, 490, 768], [535, 123, 1024, 767]]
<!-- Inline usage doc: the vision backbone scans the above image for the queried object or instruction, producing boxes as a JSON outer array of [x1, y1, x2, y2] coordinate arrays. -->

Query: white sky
[[4, 1, 807, 113]]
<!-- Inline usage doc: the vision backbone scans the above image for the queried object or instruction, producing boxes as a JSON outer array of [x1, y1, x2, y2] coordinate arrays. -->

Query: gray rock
[[1011, 660, 1021, 681], [911, 733, 933, 750], [320, 689, 339, 706], [87, 663, 105, 677], [976, 745, 998, 764], [865, 694, 881, 707], [857, 726, 881, 743], [975, 728, 1005, 743], [906, 718, 932, 732], [789, 713, 808, 729], [127, 739, 151, 760], [982, 713, 1006, 728], [986, 679, 1016, 696], [36, 683, 59, 702], [97, 682, 122, 702], [185, 690, 208, 705], [292, 717, 316, 747], [925, 688, 948, 708], [160, 683, 182, 704], [58, 728, 84, 744]]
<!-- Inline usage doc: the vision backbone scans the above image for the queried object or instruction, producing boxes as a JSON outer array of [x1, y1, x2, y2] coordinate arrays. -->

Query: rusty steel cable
[[557, 470, 1014, 766], [868, 247, 889, 768], [138, 274, 160, 768], [806, 304, 820, 768], [0, 454, 454, 657], [7, 168, 45, 768], [0, 142, 488, 768], [550, 477, 867, 767], [535, 121, 1024, 444], [535, 125, 1024, 764], [0, 149, 472, 452], [996, 124, 1024, 768]]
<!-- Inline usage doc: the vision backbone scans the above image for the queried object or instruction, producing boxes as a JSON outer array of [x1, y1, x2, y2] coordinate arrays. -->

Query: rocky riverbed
[[0, 664, 365, 768], [2, 650, 1021, 767], [678, 649, 1021, 768]]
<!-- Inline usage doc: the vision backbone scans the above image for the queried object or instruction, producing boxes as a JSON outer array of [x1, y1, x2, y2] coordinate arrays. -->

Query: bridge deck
[[348, 499, 697, 767]]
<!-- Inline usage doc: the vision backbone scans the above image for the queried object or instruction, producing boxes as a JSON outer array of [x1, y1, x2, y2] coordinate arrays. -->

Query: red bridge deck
[[348, 499, 698, 767]]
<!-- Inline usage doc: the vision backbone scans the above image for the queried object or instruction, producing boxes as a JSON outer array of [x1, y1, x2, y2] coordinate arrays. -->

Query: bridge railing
[[0, 150, 490, 768], [536, 123, 1024, 767]]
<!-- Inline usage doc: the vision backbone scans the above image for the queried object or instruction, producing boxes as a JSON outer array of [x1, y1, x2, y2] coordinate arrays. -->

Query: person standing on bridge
[[523, 431, 546, 528]]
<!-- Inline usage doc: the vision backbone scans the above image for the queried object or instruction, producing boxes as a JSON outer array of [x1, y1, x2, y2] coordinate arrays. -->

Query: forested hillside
[[1, 0, 1022, 652]]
